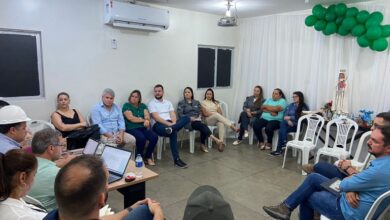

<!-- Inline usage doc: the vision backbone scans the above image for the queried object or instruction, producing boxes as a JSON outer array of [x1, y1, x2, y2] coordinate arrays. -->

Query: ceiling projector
[[218, 16, 237, 27]]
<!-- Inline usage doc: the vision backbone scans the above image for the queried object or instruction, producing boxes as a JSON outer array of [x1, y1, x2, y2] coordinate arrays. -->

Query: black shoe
[[269, 151, 283, 157], [165, 127, 173, 134], [263, 203, 291, 220], [174, 158, 188, 168]]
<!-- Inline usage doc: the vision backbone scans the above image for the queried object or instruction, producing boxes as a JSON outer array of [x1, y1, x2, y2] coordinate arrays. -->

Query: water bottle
[[135, 154, 143, 178]]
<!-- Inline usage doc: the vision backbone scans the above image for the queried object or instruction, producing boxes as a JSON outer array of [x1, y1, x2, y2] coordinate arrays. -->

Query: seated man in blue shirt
[[0, 105, 31, 154], [44, 155, 164, 220], [91, 88, 135, 149], [263, 125, 390, 220]]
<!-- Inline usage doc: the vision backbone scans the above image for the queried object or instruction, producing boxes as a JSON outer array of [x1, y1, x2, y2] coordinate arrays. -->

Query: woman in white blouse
[[201, 88, 239, 152], [0, 149, 47, 220]]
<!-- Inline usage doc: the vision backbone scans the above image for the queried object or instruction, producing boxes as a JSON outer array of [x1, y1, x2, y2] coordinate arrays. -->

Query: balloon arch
[[305, 3, 390, 52]]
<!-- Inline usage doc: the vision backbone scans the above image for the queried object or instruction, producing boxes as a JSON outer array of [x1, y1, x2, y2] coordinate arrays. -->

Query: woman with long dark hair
[[270, 91, 309, 156], [233, 85, 265, 145], [177, 87, 223, 153], [253, 88, 288, 150], [201, 88, 238, 152], [0, 149, 47, 219]]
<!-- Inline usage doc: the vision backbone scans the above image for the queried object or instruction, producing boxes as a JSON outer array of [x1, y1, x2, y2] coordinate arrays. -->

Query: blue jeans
[[276, 121, 297, 152], [190, 121, 211, 145], [237, 112, 258, 140], [152, 116, 190, 161], [127, 127, 158, 159], [314, 162, 348, 180], [284, 173, 345, 220], [124, 204, 153, 220]]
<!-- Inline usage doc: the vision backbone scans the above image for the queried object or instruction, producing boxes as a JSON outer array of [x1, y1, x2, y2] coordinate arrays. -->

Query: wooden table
[[108, 160, 159, 208]]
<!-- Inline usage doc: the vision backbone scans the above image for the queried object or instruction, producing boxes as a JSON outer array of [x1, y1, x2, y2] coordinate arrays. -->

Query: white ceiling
[[138, 0, 373, 18]]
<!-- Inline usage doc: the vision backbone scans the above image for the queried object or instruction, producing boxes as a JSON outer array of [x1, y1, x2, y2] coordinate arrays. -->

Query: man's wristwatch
[[127, 207, 133, 213]]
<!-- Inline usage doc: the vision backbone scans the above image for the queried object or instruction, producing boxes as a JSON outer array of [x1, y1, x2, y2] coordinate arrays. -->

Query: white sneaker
[[233, 140, 242, 145], [244, 130, 249, 138]]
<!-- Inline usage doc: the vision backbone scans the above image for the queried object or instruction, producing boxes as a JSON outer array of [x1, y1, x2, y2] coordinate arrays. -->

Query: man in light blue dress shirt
[[91, 88, 135, 149], [263, 125, 390, 220]]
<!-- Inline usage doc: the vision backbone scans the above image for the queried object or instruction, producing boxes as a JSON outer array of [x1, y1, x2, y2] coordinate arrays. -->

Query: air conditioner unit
[[104, 0, 170, 31]]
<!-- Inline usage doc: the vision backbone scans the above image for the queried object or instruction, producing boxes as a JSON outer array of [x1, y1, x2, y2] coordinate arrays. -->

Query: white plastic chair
[[282, 114, 325, 175], [333, 131, 372, 171], [23, 195, 45, 208], [219, 100, 236, 138], [180, 129, 197, 154], [365, 190, 390, 220], [315, 116, 358, 164], [27, 120, 55, 134], [248, 125, 255, 145], [156, 136, 169, 160]]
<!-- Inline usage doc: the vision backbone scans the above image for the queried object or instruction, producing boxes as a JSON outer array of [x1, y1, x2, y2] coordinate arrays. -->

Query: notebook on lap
[[101, 145, 132, 184]]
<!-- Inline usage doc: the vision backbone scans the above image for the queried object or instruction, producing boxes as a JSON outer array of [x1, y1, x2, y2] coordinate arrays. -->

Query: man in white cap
[[0, 105, 31, 154]]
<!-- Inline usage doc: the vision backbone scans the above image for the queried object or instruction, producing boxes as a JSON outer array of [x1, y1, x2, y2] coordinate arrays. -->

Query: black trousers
[[190, 121, 212, 145], [253, 118, 280, 143]]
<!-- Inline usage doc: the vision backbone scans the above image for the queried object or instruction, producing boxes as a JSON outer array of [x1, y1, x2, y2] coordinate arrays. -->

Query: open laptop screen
[[100, 146, 132, 175], [82, 139, 99, 155]]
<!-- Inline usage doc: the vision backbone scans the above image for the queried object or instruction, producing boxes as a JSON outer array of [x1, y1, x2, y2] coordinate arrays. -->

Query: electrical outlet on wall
[[111, 38, 117, 49]]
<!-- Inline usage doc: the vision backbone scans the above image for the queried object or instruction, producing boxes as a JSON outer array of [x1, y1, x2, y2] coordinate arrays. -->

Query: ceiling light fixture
[[218, 0, 238, 27]]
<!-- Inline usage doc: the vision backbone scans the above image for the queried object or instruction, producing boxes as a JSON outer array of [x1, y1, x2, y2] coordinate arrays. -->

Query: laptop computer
[[82, 139, 99, 155], [101, 145, 132, 184], [65, 138, 99, 155]]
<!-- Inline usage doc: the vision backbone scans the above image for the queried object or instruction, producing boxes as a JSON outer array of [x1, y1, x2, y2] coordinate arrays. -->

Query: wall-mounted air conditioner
[[104, 0, 170, 31]]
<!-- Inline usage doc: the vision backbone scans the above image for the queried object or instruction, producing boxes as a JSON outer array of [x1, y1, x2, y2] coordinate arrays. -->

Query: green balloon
[[366, 26, 382, 40], [305, 15, 318, 26], [381, 25, 390, 38], [369, 42, 375, 50], [313, 4, 326, 19], [314, 20, 327, 31], [357, 35, 371, 47], [342, 17, 357, 30], [351, 24, 366, 37], [327, 4, 336, 14], [324, 22, 337, 35], [325, 12, 337, 22], [335, 3, 347, 16], [365, 17, 381, 28], [322, 29, 331, 36], [356, 10, 370, 24], [346, 7, 359, 17], [338, 26, 350, 36], [335, 16, 344, 25], [372, 38, 388, 51], [370, 11, 384, 23], [313, 4, 324, 13]]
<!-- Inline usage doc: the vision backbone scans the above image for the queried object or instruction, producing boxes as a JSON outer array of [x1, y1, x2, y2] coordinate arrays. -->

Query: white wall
[[0, 0, 238, 120], [230, 0, 390, 120]]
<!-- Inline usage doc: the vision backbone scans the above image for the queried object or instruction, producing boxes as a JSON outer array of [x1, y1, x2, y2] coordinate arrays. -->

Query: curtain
[[232, 1, 390, 121]]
